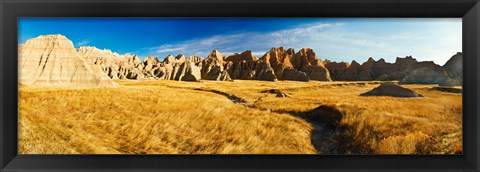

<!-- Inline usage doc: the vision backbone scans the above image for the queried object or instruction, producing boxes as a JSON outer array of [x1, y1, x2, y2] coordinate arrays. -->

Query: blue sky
[[18, 18, 461, 65]]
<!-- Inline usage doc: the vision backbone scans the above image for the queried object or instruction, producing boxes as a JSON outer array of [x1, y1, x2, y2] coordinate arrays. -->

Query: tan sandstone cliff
[[19, 34, 117, 87]]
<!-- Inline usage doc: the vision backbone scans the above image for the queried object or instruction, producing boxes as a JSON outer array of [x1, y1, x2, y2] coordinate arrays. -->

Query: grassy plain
[[18, 80, 462, 154]]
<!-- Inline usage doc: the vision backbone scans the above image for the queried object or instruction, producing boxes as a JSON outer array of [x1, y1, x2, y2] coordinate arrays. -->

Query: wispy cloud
[[145, 21, 461, 65], [156, 47, 183, 53], [75, 39, 90, 47], [146, 23, 341, 59]]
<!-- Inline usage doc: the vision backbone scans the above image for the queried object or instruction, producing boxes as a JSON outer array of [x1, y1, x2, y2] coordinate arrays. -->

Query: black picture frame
[[1, 0, 479, 171]]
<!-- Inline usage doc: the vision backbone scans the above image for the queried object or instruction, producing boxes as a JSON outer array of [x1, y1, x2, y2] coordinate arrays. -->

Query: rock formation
[[76, 44, 202, 81], [224, 50, 258, 62], [325, 54, 462, 86], [201, 50, 232, 81], [224, 50, 277, 81], [443, 52, 463, 85], [139, 54, 202, 81], [19, 34, 117, 87], [20, 34, 462, 86], [142, 55, 160, 77], [260, 47, 304, 81], [186, 55, 204, 65], [324, 60, 350, 80], [360, 82, 423, 97], [77, 46, 147, 80], [292, 48, 332, 81], [399, 66, 454, 86], [397, 54, 462, 86], [164, 60, 200, 81], [260, 47, 331, 81], [77, 46, 123, 79]]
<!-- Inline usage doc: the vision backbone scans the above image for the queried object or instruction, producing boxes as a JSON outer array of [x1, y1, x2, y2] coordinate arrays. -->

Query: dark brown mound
[[429, 86, 462, 93], [261, 89, 291, 98], [301, 105, 343, 129], [260, 89, 280, 94], [275, 91, 292, 98], [360, 82, 423, 97]]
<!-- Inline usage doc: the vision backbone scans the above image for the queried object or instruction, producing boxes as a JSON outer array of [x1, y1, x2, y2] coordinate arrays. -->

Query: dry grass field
[[18, 80, 462, 154]]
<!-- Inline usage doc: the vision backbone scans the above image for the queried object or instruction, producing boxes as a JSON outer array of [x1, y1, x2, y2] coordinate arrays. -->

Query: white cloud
[[146, 21, 461, 65], [156, 47, 183, 53], [75, 39, 90, 47]]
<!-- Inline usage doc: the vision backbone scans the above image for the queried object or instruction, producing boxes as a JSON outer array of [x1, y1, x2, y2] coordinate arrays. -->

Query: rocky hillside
[[324, 54, 463, 86], [18, 34, 117, 87], [19, 34, 463, 86], [442, 52, 463, 85], [260, 47, 331, 81]]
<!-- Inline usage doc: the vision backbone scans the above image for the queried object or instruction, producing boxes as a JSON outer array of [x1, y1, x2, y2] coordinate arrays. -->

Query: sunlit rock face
[[201, 50, 232, 81], [325, 54, 462, 86], [224, 50, 277, 81], [19, 34, 462, 86], [260, 47, 331, 82], [76, 45, 203, 82], [76, 45, 146, 80], [19, 34, 117, 87], [291, 48, 331, 81]]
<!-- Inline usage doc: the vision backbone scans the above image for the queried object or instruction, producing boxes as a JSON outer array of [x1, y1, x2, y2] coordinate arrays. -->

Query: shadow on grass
[[273, 106, 342, 154], [271, 106, 371, 154], [188, 87, 366, 154]]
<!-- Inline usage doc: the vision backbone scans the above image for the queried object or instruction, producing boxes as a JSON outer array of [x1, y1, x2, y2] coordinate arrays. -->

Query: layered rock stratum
[[19, 34, 463, 86], [19, 34, 117, 87]]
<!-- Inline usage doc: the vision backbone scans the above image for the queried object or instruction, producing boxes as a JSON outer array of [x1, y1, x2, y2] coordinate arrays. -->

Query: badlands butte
[[19, 34, 462, 87], [18, 34, 462, 154]]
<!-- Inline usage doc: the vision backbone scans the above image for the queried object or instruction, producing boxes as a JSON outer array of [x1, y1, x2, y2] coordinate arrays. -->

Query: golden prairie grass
[[19, 83, 315, 154], [18, 80, 462, 154], [378, 131, 430, 154]]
